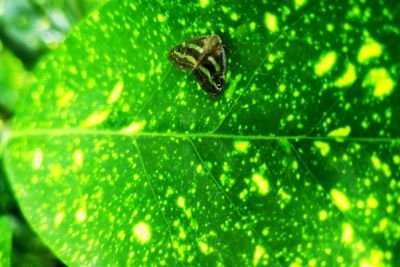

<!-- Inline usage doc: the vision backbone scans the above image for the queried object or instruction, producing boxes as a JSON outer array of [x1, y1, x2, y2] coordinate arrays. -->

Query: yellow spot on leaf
[[363, 68, 395, 98], [198, 241, 210, 254], [54, 212, 64, 226], [107, 80, 124, 104], [334, 63, 357, 88], [253, 245, 266, 266], [358, 39, 383, 63], [137, 73, 146, 81], [118, 230, 126, 240], [133, 222, 151, 244], [252, 173, 269, 195], [234, 140, 249, 152], [341, 223, 354, 244], [92, 10, 100, 22], [294, 0, 307, 9], [157, 14, 166, 22], [57, 91, 75, 107], [32, 148, 43, 169], [319, 210, 328, 221], [379, 218, 388, 231], [196, 164, 203, 173], [382, 163, 391, 177], [371, 155, 381, 169], [75, 208, 86, 223], [199, 0, 209, 8], [331, 189, 351, 211], [314, 51, 337, 76], [249, 22, 256, 31], [73, 150, 84, 167], [81, 110, 111, 127], [367, 196, 378, 208], [50, 164, 62, 180], [393, 155, 400, 164], [177, 196, 185, 208], [314, 141, 330, 156], [327, 126, 351, 137], [264, 12, 279, 33], [119, 120, 146, 133], [230, 12, 239, 21]]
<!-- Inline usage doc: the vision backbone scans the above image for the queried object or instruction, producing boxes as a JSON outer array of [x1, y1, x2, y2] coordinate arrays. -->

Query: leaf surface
[[2, 0, 400, 266], [0, 216, 11, 267]]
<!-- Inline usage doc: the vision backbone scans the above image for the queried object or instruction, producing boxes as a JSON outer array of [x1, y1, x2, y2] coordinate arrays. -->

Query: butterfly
[[168, 34, 226, 96]]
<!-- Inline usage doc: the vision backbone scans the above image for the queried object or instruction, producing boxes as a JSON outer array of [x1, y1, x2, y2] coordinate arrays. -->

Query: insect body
[[168, 35, 226, 96]]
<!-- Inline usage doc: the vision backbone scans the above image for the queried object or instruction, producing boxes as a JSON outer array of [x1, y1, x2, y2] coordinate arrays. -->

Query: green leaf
[[0, 216, 12, 267], [2, 0, 400, 266], [0, 40, 32, 116]]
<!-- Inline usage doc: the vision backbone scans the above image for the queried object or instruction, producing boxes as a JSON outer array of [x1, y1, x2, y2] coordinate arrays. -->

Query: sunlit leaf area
[[0, 0, 399, 266]]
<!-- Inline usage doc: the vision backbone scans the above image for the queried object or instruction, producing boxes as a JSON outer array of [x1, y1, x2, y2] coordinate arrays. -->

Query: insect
[[168, 34, 226, 96]]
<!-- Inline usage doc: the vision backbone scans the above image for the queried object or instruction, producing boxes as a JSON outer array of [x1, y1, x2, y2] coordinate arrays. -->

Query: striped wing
[[193, 45, 226, 96], [168, 34, 226, 96], [167, 36, 210, 71]]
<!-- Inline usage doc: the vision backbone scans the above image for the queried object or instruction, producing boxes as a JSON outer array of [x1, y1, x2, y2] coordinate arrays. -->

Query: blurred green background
[[0, 0, 104, 265]]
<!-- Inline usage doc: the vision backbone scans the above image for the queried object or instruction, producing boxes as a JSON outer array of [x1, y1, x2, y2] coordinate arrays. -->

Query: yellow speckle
[[341, 223, 354, 244], [231, 12, 239, 21], [314, 51, 337, 76], [50, 164, 62, 180], [327, 125, 351, 137], [371, 155, 381, 169], [314, 141, 330, 156], [262, 228, 269, 236], [119, 120, 146, 133], [32, 148, 43, 169], [133, 222, 151, 244], [393, 155, 400, 164], [264, 12, 279, 33], [69, 66, 78, 75], [249, 22, 256, 31], [73, 150, 84, 167], [129, 3, 137, 11], [367, 196, 378, 208], [308, 259, 317, 267], [81, 110, 111, 127], [379, 218, 388, 231], [331, 189, 351, 211], [252, 173, 270, 195], [118, 230, 126, 240], [199, 0, 209, 8], [287, 114, 294, 121], [279, 84, 286, 92], [54, 212, 64, 226], [294, 0, 307, 9], [177, 196, 185, 208], [358, 39, 383, 63], [92, 10, 100, 22], [75, 208, 86, 223], [88, 78, 96, 89], [107, 80, 124, 104], [196, 164, 202, 173], [363, 68, 395, 98], [253, 245, 265, 266], [234, 140, 250, 152], [334, 63, 357, 88], [57, 91, 75, 107], [382, 164, 391, 177], [198, 241, 209, 254], [137, 73, 146, 81], [319, 210, 328, 221], [157, 14, 166, 22]]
